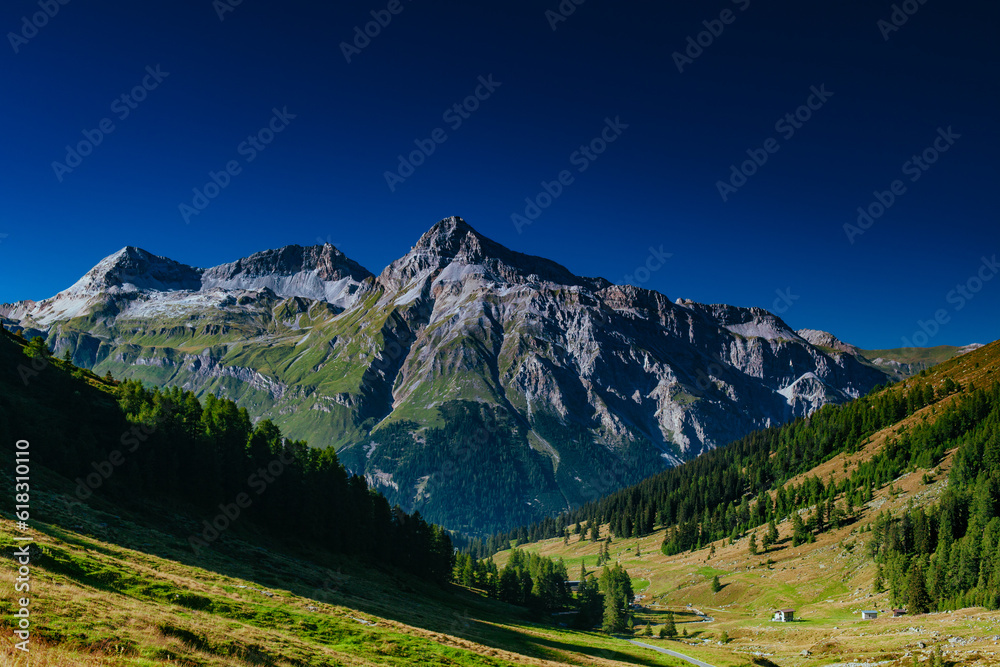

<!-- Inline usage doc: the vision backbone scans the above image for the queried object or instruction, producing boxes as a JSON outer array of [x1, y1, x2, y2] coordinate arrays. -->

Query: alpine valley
[[0, 217, 977, 535]]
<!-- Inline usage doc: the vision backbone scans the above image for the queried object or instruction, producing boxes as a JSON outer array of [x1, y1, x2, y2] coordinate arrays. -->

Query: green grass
[[0, 462, 706, 667]]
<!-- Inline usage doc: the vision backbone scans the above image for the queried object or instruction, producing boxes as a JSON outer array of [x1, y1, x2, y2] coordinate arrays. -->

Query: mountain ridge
[[2, 216, 978, 534]]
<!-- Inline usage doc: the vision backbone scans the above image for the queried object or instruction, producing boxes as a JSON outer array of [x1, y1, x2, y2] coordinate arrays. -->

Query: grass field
[[492, 343, 1000, 667], [0, 466, 705, 667], [495, 464, 1000, 666]]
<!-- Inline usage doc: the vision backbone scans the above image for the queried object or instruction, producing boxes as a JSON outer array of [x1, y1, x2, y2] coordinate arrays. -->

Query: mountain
[[4, 216, 952, 534], [0, 328, 669, 667], [201, 243, 373, 309], [857, 343, 983, 380]]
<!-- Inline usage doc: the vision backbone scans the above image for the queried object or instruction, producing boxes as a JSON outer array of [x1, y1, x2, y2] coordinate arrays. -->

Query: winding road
[[628, 640, 717, 667]]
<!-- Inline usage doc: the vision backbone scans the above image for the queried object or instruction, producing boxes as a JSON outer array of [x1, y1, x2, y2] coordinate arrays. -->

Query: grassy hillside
[[0, 329, 698, 667], [858, 345, 974, 380], [0, 471, 706, 667], [489, 341, 1000, 666]]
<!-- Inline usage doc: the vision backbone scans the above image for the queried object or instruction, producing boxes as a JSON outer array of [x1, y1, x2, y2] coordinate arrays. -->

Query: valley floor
[[494, 433, 1000, 667]]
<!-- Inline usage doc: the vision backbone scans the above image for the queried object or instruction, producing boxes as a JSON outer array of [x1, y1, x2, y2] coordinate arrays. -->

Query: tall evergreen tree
[[907, 561, 931, 614], [664, 611, 677, 638]]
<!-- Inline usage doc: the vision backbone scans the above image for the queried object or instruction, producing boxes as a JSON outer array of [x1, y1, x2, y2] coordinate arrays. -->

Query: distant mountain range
[[1, 217, 980, 534]]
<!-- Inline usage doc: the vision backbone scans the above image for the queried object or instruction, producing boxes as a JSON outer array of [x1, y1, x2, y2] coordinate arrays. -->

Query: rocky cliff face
[[201, 243, 372, 310], [5, 217, 900, 534]]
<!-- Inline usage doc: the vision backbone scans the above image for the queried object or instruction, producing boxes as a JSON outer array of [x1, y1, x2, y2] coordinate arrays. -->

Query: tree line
[[0, 331, 454, 585], [453, 548, 635, 633], [473, 376, 966, 557], [469, 357, 1000, 615], [867, 381, 1000, 611]]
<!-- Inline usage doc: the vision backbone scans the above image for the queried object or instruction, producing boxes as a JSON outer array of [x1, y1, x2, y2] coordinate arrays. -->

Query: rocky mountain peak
[[410, 216, 491, 261], [796, 329, 860, 355], [382, 216, 611, 292], [200, 244, 373, 309], [681, 301, 799, 342], [69, 246, 203, 294], [203, 244, 372, 283]]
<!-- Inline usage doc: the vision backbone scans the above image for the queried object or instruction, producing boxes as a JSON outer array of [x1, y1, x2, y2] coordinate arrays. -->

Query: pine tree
[[749, 534, 758, 555], [602, 596, 626, 634], [24, 337, 51, 359], [765, 519, 779, 550], [907, 561, 931, 614], [598, 563, 634, 634], [664, 611, 677, 638], [792, 513, 807, 547], [711, 575, 722, 593]]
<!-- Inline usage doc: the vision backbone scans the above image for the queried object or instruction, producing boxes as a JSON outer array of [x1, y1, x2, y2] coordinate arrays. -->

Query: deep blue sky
[[1, 0, 997, 349]]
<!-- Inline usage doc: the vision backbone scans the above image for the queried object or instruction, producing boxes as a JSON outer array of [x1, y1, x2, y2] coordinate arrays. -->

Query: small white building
[[861, 610, 878, 620], [773, 609, 795, 622]]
